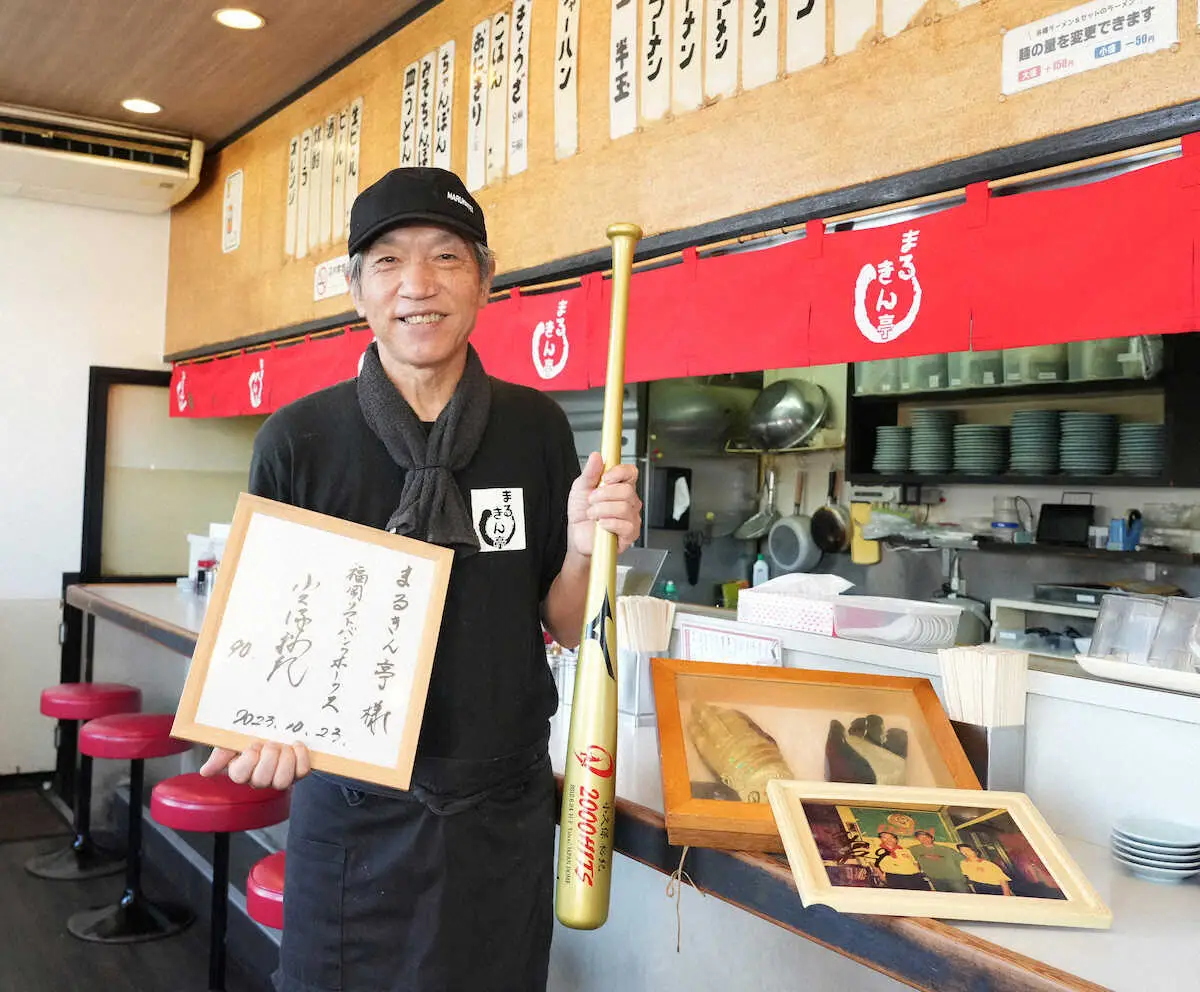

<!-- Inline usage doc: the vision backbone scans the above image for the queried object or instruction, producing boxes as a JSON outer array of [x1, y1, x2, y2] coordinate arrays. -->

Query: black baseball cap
[[347, 167, 487, 256]]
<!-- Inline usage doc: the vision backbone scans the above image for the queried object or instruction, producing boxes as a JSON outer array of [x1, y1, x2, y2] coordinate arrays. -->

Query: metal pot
[[746, 379, 829, 451]]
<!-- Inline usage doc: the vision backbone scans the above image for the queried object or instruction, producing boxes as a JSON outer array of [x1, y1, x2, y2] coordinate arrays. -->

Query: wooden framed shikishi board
[[650, 658, 980, 852], [173, 494, 453, 790], [767, 781, 1111, 930]]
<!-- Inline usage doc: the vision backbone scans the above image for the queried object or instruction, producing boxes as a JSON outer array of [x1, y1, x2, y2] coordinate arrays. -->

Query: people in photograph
[[909, 830, 970, 893], [957, 844, 1014, 896], [871, 831, 931, 890]]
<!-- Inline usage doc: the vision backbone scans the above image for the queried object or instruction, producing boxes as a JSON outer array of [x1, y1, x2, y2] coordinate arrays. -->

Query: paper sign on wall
[[173, 495, 453, 791], [1001, 0, 1176, 95], [509, 0, 533, 175], [285, 136, 300, 257], [417, 51, 436, 167], [610, 0, 639, 138], [434, 41, 456, 170], [332, 109, 348, 243], [400, 61, 419, 166], [882, 0, 924, 37], [307, 122, 324, 252], [467, 20, 491, 190], [672, 0, 704, 113], [296, 130, 312, 259], [705, 0, 740, 99], [833, 0, 875, 56], [345, 98, 363, 231], [222, 169, 243, 254], [554, 0, 581, 158], [742, 0, 779, 89], [314, 254, 351, 301], [641, 0, 671, 121], [319, 114, 336, 246], [787, 0, 825, 72], [487, 11, 510, 184]]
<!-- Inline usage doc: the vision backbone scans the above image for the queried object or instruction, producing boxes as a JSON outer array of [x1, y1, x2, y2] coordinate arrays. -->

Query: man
[[871, 830, 930, 891], [957, 844, 1014, 896], [909, 829, 969, 893], [200, 167, 642, 991]]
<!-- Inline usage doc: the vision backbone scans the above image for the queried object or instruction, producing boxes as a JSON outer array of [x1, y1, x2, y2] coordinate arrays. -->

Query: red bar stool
[[67, 714, 195, 943], [26, 682, 142, 881], [152, 774, 291, 992], [246, 851, 285, 930]]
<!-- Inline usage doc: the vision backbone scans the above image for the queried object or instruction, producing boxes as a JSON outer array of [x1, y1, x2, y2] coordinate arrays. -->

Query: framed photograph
[[173, 494, 453, 790], [650, 657, 980, 852], [767, 781, 1112, 929]]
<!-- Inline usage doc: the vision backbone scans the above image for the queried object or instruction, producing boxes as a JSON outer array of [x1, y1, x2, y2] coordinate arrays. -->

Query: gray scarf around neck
[[356, 341, 492, 555]]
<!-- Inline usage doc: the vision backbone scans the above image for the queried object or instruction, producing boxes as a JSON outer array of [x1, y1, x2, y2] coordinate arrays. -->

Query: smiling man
[[199, 167, 641, 992]]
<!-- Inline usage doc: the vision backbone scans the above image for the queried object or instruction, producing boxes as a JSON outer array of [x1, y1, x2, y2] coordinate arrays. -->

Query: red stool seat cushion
[[79, 714, 193, 761], [151, 773, 290, 834], [246, 852, 286, 930], [40, 682, 142, 721]]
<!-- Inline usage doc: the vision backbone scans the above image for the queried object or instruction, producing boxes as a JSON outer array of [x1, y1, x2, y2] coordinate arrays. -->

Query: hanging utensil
[[734, 459, 780, 540], [812, 469, 851, 554], [767, 471, 822, 573], [746, 379, 829, 451]]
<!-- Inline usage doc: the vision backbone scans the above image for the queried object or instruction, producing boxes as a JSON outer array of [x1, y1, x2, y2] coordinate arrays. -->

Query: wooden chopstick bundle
[[617, 595, 676, 654], [936, 646, 1029, 727]]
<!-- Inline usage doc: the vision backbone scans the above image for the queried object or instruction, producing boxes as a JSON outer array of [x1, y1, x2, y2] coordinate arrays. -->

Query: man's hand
[[200, 741, 311, 790], [566, 453, 642, 557]]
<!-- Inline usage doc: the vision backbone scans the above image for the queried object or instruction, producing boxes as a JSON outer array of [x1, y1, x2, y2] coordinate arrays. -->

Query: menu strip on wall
[[434, 41, 456, 171], [417, 52, 436, 167], [467, 20, 491, 190], [296, 129, 311, 259], [641, 0, 671, 121], [400, 61, 419, 166], [672, 0, 704, 113], [742, 0, 779, 89], [705, 0, 740, 99], [345, 98, 363, 233], [487, 11, 510, 184], [285, 135, 300, 257], [554, 0, 581, 158], [307, 122, 323, 253], [332, 109, 348, 243], [508, 0, 533, 175], [834, 0, 875, 56], [610, 0, 638, 138], [786, 0, 825, 72], [319, 114, 336, 245], [222, 170, 243, 254]]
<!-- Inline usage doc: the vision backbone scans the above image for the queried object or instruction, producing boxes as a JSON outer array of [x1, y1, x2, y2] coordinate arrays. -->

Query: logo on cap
[[446, 191, 475, 213]]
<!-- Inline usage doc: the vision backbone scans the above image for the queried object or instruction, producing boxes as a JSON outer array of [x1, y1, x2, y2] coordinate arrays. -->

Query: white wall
[[0, 196, 170, 773]]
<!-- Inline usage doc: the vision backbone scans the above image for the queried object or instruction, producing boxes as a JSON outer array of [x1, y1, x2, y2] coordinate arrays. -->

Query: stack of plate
[[1059, 412, 1117, 476], [873, 426, 911, 474], [1117, 423, 1165, 477], [952, 424, 1009, 476], [909, 409, 956, 475], [1009, 410, 1060, 475], [1111, 817, 1200, 884]]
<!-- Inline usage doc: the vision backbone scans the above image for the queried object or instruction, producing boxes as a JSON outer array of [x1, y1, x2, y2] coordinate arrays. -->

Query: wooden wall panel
[[166, 0, 1200, 355]]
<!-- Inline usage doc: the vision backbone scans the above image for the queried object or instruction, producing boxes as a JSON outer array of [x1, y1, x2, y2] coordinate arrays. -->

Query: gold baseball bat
[[555, 222, 642, 930]]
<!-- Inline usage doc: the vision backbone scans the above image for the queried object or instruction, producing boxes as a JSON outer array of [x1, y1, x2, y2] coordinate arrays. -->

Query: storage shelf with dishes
[[845, 334, 1200, 489]]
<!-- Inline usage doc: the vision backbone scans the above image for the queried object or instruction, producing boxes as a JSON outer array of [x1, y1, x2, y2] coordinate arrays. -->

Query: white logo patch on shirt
[[470, 487, 526, 552]]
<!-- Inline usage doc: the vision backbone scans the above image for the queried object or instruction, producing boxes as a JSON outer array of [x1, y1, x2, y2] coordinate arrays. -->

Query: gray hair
[[348, 241, 495, 295]]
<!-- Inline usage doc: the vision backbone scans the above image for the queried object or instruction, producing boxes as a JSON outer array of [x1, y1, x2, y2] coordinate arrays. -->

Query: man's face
[[352, 225, 491, 372], [918, 835, 934, 847]]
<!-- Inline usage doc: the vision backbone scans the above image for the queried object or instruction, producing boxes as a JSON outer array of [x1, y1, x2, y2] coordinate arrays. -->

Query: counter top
[[66, 582, 1200, 992]]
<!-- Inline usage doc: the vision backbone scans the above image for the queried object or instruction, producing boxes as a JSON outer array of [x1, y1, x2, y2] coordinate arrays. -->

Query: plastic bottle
[[752, 554, 770, 587], [661, 580, 679, 602]]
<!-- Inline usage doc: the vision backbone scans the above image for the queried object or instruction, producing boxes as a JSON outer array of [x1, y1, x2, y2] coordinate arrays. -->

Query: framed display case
[[650, 657, 980, 852], [767, 781, 1111, 929]]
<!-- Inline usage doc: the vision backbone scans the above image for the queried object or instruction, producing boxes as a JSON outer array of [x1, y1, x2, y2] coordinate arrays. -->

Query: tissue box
[[736, 574, 854, 636]]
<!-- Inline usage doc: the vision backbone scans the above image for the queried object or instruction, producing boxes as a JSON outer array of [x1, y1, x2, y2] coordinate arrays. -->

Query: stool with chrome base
[[26, 682, 142, 881], [152, 773, 291, 992], [67, 713, 195, 943], [246, 851, 285, 931]]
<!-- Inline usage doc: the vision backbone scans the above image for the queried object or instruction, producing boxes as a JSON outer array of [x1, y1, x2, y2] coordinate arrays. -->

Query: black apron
[[274, 741, 555, 992]]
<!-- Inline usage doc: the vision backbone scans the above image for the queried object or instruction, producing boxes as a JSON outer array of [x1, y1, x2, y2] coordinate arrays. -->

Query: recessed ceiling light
[[121, 98, 162, 115], [213, 8, 266, 29]]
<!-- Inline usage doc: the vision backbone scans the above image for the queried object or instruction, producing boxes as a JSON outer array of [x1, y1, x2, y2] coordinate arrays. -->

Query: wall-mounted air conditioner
[[0, 103, 203, 215]]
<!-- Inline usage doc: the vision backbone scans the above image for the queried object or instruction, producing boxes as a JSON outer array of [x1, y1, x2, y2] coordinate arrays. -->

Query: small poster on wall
[[787, 0, 826, 73], [319, 114, 336, 245], [222, 169, 243, 254], [672, 0, 703, 113], [285, 136, 300, 257], [467, 19, 491, 190], [742, 0, 780, 89], [173, 495, 452, 791], [487, 11, 510, 184], [345, 98, 364, 231], [508, 0, 533, 175], [307, 121, 324, 253], [314, 254, 351, 301], [641, 0, 670, 122], [434, 41, 456, 170], [704, 0, 739, 99], [400, 60, 419, 166], [610, 0, 638, 138], [332, 108, 348, 243], [554, 0, 580, 158], [417, 51, 436, 167], [296, 130, 312, 259]]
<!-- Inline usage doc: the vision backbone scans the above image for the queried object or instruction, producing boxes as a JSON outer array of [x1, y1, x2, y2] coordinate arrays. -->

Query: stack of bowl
[[909, 409, 956, 475], [873, 425, 911, 475], [952, 424, 1009, 476], [1111, 817, 1200, 884], [1060, 412, 1117, 476], [1117, 423, 1165, 477], [1009, 410, 1060, 476]]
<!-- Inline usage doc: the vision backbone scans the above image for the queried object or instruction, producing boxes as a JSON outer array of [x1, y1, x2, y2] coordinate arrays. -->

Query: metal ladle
[[734, 461, 779, 540]]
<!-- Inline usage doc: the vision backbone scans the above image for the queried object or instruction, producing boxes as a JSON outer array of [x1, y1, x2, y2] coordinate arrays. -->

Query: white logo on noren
[[447, 191, 475, 213]]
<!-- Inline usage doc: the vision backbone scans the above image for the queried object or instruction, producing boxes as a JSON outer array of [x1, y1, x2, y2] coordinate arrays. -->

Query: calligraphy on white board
[[173, 494, 452, 790]]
